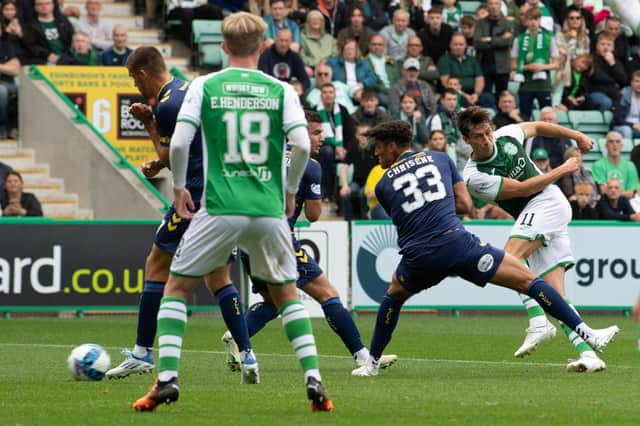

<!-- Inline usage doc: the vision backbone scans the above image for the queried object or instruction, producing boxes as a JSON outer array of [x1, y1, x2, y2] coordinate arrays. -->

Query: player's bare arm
[[304, 199, 322, 222], [129, 102, 170, 167], [497, 156, 580, 200], [453, 181, 473, 214], [519, 121, 594, 153]]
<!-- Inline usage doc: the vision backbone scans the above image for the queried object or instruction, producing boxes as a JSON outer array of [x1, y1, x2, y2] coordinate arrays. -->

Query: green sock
[[517, 259, 548, 328], [560, 299, 592, 356], [156, 296, 187, 382], [279, 300, 321, 382]]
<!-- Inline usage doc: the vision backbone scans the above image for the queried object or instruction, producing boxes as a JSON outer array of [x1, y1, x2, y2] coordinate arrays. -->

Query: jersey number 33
[[392, 164, 446, 213]]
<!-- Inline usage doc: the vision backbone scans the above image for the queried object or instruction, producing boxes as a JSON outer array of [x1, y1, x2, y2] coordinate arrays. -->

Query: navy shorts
[[396, 229, 504, 294], [154, 204, 198, 254], [246, 236, 323, 293]]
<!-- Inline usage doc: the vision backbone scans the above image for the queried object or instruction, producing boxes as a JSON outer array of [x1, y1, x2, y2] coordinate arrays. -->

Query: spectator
[[613, 70, 640, 140], [316, 82, 356, 201], [554, 9, 590, 96], [404, 35, 439, 90], [426, 129, 447, 153], [101, 25, 131, 66], [388, 57, 437, 119], [350, 89, 388, 127], [493, 90, 524, 129], [1, 171, 43, 216], [444, 75, 465, 109], [317, 0, 348, 38], [363, 163, 390, 220], [300, 10, 336, 77], [531, 147, 551, 172], [632, 145, 640, 179], [165, 0, 222, 45], [364, 34, 399, 107], [588, 32, 627, 112], [511, 7, 560, 120], [379, 9, 415, 62], [62, 30, 97, 64], [0, 159, 11, 191], [1, 0, 23, 57], [475, 3, 489, 21], [248, 0, 268, 16], [350, 0, 387, 32], [567, 0, 595, 40], [326, 38, 378, 103], [388, 0, 425, 33], [602, 16, 630, 64], [438, 33, 490, 107], [396, 91, 428, 148], [459, 16, 476, 56], [336, 5, 373, 57], [74, 0, 112, 52], [592, 131, 640, 198], [0, 30, 19, 139], [560, 53, 594, 111], [525, 0, 555, 33], [22, 0, 74, 65], [339, 123, 377, 220], [441, 0, 462, 31], [305, 63, 355, 113], [418, 6, 453, 65], [596, 177, 640, 221], [559, 146, 598, 204], [570, 181, 599, 219], [264, 0, 301, 52], [426, 88, 461, 150], [473, 0, 515, 102], [259, 28, 310, 91], [525, 107, 574, 169]]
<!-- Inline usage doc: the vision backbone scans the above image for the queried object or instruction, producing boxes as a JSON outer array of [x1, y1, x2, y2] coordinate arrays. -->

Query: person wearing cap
[[437, 33, 491, 107], [388, 56, 437, 118], [404, 35, 440, 91], [531, 147, 551, 173]]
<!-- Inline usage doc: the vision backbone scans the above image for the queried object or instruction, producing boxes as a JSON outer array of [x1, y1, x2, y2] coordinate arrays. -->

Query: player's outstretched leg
[[279, 299, 333, 412], [133, 296, 186, 411], [352, 292, 404, 377], [214, 284, 259, 384], [560, 299, 606, 373], [107, 280, 163, 379], [514, 294, 557, 358]]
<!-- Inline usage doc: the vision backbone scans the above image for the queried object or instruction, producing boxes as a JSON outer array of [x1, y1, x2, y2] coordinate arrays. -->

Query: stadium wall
[[18, 67, 169, 219]]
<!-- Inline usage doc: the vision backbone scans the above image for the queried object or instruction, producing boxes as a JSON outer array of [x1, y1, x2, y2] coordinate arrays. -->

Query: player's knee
[[145, 246, 172, 280], [304, 275, 338, 303]]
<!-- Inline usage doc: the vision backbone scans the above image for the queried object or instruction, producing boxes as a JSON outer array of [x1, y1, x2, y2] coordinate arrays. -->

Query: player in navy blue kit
[[223, 110, 397, 371], [351, 120, 620, 377], [107, 47, 254, 380]]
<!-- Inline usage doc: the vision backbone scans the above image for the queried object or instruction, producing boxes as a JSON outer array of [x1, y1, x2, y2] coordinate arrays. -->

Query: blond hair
[[575, 182, 593, 195], [222, 12, 266, 57], [304, 10, 325, 35]]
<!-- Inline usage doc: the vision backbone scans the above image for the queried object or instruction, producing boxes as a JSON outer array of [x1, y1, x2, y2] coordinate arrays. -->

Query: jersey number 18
[[222, 111, 270, 164], [392, 164, 446, 213]]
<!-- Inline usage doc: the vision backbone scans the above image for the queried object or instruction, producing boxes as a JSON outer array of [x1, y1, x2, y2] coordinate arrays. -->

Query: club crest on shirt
[[504, 142, 518, 156]]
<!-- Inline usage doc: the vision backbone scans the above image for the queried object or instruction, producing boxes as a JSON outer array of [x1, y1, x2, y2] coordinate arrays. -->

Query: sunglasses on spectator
[[317, 72, 330, 76]]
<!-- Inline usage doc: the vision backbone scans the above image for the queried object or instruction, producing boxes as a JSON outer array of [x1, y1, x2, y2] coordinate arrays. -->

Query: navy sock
[[321, 297, 365, 355], [370, 294, 403, 360], [215, 284, 252, 352], [136, 280, 164, 348], [245, 302, 279, 336], [526, 278, 582, 329]]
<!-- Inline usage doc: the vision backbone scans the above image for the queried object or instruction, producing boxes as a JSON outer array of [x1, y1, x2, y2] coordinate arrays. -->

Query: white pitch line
[[2, 342, 638, 370]]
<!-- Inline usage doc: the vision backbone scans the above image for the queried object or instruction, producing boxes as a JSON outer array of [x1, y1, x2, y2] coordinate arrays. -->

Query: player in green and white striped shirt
[[133, 12, 332, 413]]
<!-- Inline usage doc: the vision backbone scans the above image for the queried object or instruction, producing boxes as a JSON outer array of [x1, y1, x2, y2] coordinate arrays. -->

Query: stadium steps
[[67, 1, 132, 16], [0, 142, 93, 219]]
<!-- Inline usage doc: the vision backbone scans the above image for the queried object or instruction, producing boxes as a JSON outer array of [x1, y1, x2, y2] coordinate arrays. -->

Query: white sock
[[353, 347, 370, 363], [133, 344, 149, 358]]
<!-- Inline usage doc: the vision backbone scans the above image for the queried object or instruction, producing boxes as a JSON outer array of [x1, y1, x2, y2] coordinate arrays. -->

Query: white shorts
[[171, 209, 297, 283], [508, 185, 575, 276]]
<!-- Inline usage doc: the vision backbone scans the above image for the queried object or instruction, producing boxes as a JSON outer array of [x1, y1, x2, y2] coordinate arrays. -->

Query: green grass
[[1, 314, 639, 425]]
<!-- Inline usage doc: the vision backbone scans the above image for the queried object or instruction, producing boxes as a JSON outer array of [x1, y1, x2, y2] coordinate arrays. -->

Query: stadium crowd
[[1, 0, 640, 221]]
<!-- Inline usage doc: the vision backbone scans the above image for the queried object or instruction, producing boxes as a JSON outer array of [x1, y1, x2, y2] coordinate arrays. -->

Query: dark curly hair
[[362, 120, 412, 148], [304, 109, 322, 124], [456, 106, 491, 137]]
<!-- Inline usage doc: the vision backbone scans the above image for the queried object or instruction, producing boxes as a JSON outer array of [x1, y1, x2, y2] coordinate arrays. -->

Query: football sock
[[246, 301, 279, 336], [135, 280, 164, 350], [526, 278, 597, 339], [519, 293, 548, 328], [370, 294, 403, 361], [321, 297, 365, 355], [280, 300, 321, 382], [636, 324, 640, 351], [156, 296, 187, 382], [559, 299, 593, 357], [215, 284, 252, 353]]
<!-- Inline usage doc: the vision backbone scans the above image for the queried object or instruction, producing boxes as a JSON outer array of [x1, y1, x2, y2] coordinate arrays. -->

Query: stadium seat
[[483, 107, 496, 119], [569, 110, 609, 135], [459, 1, 482, 16], [582, 139, 602, 162], [634, 138, 640, 146], [507, 80, 520, 96], [192, 20, 224, 68], [603, 110, 613, 126], [556, 109, 572, 128]]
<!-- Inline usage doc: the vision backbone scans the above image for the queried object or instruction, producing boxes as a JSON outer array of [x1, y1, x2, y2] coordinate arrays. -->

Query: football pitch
[[2, 314, 639, 425]]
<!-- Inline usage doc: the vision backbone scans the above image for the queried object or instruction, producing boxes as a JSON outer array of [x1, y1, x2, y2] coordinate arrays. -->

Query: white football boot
[[566, 353, 607, 373], [514, 323, 557, 357]]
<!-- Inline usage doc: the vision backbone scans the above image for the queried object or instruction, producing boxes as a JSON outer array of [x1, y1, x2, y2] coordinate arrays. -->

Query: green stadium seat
[[569, 110, 609, 135], [459, 1, 482, 16], [192, 19, 223, 45], [556, 109, 572, 128], [634, 138, 640, 146], [603, 110, 613, 125], [531, 109, 540, 121], [582, 139, 602, 162], [199, 44, 227, 68], [483, 107, 496, 119], [507, 80, 520, 96]]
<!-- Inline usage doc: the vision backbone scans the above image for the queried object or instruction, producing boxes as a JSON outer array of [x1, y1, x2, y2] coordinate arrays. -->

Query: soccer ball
[[67, 343, 111, 381]]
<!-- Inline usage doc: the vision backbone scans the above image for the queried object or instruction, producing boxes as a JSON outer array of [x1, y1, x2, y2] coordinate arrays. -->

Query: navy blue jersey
[[286, 148, 322, 230], [154, 77, 204, 202], [375, 150, 463, 254]]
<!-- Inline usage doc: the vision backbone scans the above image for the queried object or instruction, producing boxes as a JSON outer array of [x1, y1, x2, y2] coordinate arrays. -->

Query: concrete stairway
[[0, 140, 93, 219]]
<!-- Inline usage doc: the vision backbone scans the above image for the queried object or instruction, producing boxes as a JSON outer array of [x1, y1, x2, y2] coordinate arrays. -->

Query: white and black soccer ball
[[67, 343, 111, 381]]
